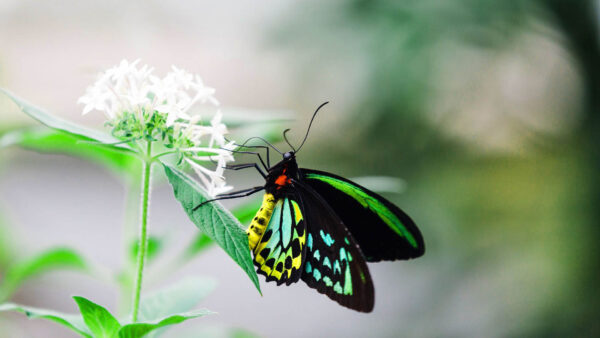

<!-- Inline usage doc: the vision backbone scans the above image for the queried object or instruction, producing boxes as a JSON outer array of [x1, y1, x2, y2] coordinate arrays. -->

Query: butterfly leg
[[226, 149, 269, 171], [225, 136, 272, 168], [193, 186, 265, 210], [234, 144, 271, 168], [223, 163, 266, 178]]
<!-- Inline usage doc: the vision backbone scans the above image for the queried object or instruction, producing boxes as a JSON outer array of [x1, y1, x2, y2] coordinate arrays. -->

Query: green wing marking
[[304, 173, 418, 249], [252, 198, 306, 285], [295, 181, 374, 312]]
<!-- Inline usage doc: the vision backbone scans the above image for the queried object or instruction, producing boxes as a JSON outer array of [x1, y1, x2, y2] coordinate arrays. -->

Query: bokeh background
[[1, 0, 599, 337]]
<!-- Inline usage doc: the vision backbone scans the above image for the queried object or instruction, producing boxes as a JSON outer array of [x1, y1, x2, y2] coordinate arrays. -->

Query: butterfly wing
[[252, 195, 307, 286], [300, 169, 425, 262], [293, 180, 374, 313]]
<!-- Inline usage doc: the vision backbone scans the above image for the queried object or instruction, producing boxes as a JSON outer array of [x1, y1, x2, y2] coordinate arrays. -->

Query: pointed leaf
[[0, 88, 133, 153], [0, 248, 88, 300], [73, 296, 121, 338], [231, 328, 261, 338], [0, 302, 91, 337], [175, 326, 260, 338], [0, 214, 14, 272], [183, 198, 260, 259], [162, 164, 261, 294], [138, 277, 216, 323], [118, 310, 213, 338], [0, 128, 140, 180]]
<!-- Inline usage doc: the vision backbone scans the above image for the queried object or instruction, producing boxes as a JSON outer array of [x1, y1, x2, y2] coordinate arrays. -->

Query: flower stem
[[132, 141, 152, 322]]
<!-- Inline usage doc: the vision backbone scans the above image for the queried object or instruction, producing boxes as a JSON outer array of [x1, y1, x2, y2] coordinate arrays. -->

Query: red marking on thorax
[[275, 175, 291, 187]]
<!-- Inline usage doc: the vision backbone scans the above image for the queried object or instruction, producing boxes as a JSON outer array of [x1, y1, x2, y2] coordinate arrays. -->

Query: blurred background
[[1, 0, 599, 337]]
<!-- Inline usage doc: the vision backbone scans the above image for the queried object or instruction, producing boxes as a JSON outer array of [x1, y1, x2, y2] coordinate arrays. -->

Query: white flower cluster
[[78, 59, 235, 196]]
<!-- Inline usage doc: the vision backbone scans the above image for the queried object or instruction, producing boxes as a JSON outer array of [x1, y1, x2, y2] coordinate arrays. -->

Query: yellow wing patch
[[249, 197, 306, 285]]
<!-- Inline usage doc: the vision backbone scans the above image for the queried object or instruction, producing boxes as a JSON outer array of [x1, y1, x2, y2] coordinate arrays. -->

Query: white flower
[[208, 110, 228, 147], [152, 66, 218, 126], [79, 60, 218, 123], [185, 157, 234, 197], [79, 59, 234, 197]]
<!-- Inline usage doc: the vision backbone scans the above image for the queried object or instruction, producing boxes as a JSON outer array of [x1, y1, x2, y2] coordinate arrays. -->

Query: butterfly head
[[283, 151, 295, 160]]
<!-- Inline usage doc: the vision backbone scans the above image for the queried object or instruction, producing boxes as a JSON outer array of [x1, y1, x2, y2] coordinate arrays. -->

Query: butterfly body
[[245, 151, 425, 312]]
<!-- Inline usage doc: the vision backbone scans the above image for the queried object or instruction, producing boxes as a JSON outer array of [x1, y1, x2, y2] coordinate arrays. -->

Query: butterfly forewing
[[300, 169, 425, 262], [293, 181, 375, 312], [252, 196, 307, 286]]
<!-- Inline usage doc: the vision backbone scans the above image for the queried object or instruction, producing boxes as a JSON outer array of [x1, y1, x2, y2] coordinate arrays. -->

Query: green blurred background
[[1, 0, 599, 337]]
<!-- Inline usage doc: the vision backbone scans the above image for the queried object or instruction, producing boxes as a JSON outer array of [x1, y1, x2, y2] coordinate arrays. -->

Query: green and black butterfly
[[195, 102, 425, 312]]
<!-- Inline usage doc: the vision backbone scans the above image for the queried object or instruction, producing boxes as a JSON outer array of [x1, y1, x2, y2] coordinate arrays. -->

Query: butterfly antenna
[[295, 101, 329, 153], [224, 136, 283, 155], [283, 128, 297, 152]]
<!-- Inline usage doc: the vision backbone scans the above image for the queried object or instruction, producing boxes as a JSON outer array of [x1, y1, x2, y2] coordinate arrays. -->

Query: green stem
[[132, 141, 152, 322]]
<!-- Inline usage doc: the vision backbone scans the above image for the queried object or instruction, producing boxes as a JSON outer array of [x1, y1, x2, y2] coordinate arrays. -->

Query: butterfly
[[196, 102, 425, 312]]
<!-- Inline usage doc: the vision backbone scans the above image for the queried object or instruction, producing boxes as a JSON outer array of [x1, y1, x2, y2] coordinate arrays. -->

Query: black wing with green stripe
[[299, 169, 425, 262], [293, 180, 374, 312]]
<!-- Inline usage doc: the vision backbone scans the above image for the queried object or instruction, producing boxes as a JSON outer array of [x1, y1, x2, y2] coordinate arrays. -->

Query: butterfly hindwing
[[300, 169, 425, 262], [252, 195, 307, 286], [293, 180, 374, 312]]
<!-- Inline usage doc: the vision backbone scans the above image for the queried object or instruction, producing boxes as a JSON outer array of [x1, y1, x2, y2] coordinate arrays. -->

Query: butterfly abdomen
[[247, 193, 277, 250]]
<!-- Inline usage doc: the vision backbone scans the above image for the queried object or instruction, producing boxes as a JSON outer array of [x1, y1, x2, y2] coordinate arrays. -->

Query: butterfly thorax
[[247, 154, 299, 251], [264, 154, 299, 198]]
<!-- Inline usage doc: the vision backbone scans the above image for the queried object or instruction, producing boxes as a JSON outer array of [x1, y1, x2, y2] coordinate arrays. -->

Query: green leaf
[[138, 277, 216, 323], [0, 212, 14, 272], [130, 236, 163, 264], [0, 248, 88, 300], [118, 310, 213, 338], [230, 328, 261, 338], [182, 198, 260, 259], [162, 164, 261, 294], [0, 128, 141, 180], [0, 88, 133, 153], [73, 296, 121, 338], [175, 326, 260, 338], [0, 302, 91, 337], [137, 277, 216, 337]]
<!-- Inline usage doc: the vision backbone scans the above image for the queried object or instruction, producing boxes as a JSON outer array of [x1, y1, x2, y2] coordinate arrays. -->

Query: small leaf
[[73, 296, 121, 338], [0, 88, 134, 153], [230, 328, 261, 338], [0, 248, 88, 300], [138, 277, 217, 322], [0, 302, 91, 337], [175, 326, 260, 338], [118, 310, 213, 338], [0, 128, 141, 180], [0, 213, 14, 272], [130, 236, 163, 264], [162, 163, 261, 294]]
